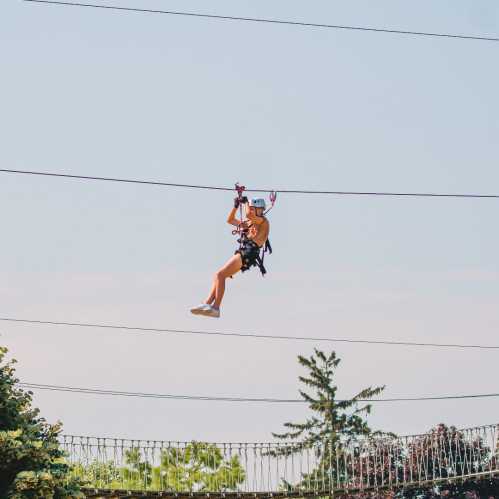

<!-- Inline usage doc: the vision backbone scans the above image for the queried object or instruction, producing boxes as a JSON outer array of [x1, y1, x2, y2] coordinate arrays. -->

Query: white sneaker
[[190, 304, 211, 315], [204, 306, 220, 318]]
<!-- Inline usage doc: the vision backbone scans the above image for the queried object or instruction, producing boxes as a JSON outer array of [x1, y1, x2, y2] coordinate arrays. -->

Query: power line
[[23, 0, 499, 43], [2, 317, 498, 350], [2, 169, 499, 199], [18, 382, 499, 403]]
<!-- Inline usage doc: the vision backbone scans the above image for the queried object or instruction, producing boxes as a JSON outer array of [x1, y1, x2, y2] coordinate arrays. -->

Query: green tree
[[271, 349, 386, 492], [77, 441, 246, 492], [158, 442, 246, 492], [71, 461, 123, 490], [0, 346, 83, 498]]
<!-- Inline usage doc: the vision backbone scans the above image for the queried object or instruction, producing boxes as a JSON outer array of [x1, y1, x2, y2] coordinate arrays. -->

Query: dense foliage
[[0, 346, 83, 498], [74, 441, 245, 491]]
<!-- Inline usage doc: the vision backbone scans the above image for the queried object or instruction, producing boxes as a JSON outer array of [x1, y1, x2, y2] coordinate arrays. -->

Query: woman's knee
[[214, 270, 226, 281]]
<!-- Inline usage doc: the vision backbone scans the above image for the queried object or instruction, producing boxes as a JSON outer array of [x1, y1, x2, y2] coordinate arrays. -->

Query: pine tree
[[0, 346, 83, 498], [271, 349, 385, 492]]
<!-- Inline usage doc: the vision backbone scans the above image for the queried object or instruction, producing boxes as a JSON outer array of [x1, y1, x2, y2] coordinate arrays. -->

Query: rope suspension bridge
[[62, 424, 498, 498]]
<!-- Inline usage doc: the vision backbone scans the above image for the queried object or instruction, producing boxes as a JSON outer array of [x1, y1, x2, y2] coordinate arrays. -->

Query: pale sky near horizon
[[1, 0, 498, 443]]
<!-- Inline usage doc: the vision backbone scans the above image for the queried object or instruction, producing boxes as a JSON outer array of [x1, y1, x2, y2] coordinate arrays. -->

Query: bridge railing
[[61, 423, 498, 494]]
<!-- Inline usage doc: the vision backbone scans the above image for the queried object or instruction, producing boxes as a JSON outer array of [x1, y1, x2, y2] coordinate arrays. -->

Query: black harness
[[236, 231, 272, 276]]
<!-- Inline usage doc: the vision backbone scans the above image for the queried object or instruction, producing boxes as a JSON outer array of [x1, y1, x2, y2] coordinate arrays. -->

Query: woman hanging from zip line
[[190, 188, 273, 318]]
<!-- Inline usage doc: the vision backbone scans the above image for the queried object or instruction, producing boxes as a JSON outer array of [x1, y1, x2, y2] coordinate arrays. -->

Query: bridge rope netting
[[62, 424, 498, 496]]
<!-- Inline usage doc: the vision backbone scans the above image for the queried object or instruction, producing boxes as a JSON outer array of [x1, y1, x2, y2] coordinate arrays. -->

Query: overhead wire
[[18, 382, 499, 403], [1, 317, 498, 350], [2, 169, 499, 199], [23, 0, 499, 43]]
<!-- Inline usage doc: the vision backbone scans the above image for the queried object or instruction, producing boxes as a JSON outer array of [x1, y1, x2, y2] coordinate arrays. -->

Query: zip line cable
[[18, 382, 499, 403], [23, 0, 499, 43], [0, 169, 232, 192], [2, 169, 499, 199], [2, 317, 498, 350]]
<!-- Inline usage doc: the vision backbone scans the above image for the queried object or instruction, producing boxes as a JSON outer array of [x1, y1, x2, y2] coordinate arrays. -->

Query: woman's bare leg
[[205, 257, 240, 304], [211, 254, 242, 309], [204, 281, 217, 305]]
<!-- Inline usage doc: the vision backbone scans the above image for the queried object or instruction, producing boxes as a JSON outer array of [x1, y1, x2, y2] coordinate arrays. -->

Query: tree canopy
[[273, 349, 385, 446], [74, 441, 246, 492], [0, 346, 83, 498]]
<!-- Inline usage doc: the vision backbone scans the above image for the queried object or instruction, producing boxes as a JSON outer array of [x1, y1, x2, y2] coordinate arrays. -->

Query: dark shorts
[[235, 238, 261, 272]]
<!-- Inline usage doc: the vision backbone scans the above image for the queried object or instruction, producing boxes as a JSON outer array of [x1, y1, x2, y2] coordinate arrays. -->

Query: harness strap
[[258, 239, 272, 277], [255, 254, 267, 276]]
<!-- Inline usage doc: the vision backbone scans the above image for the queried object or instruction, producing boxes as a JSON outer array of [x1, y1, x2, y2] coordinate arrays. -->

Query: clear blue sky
[[1, 0, 498, 442]]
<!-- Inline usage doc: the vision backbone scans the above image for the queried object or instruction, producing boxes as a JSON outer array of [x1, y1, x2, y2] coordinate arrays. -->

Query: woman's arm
[[228, 197, 249, 226], [227, 206, 241, 227]]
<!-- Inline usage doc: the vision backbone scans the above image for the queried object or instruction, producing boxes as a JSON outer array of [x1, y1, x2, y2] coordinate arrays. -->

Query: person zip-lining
[[190, 186, 272, 318]]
